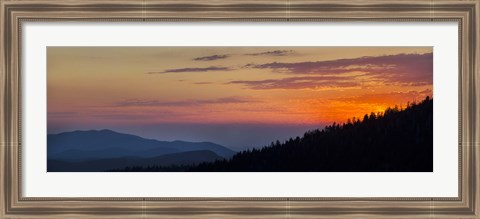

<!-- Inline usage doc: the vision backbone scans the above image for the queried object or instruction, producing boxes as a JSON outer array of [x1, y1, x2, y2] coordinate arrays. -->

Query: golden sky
[[47, 47, 432, 131]]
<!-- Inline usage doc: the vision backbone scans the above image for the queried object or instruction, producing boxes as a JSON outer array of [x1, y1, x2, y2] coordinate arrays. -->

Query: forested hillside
[[114, 97, 433, 172]]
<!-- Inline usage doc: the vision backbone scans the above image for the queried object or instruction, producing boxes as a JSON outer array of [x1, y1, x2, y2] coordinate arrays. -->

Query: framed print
[[46, 46, 434, 173], [1, 0, 479, 218]]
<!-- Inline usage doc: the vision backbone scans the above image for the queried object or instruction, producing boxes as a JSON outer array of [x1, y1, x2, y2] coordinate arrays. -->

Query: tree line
[[110, 96, 433, 172]]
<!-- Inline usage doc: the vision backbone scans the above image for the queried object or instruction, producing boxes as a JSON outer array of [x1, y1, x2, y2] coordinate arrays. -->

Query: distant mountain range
[[47, 129, 236, 172]]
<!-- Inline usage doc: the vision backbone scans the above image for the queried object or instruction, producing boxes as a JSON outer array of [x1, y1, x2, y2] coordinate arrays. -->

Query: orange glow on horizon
[[47, 47, 433, 130]]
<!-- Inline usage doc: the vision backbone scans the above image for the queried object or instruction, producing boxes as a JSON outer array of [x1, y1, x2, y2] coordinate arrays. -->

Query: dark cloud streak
[[48, 111, 79, 118], [245, 50, 294, 56], [193, 54, 229, 61], [148, 66, 231, 74]]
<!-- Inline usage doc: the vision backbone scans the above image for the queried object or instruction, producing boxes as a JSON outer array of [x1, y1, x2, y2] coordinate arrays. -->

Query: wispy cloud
[[48, 111, 79, 117], [193, 82, 213, 85], [89, 113, 166, 120], [246, 53, 433, 86], [115, 96, 257, 107], [228, 76, 360, 90], [193, 54, 229, 61], [148, 66, 231, 74], [334, 89, 433, 105], [245, 50, 294, 56]]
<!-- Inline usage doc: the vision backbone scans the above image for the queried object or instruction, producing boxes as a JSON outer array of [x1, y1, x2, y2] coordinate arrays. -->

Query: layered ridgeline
[[114, 97, 433, 172], [47, 130, 236, 171]]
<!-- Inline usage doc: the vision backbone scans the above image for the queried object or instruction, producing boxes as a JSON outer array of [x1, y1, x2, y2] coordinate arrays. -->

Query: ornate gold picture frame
[[1, 0, 479, 218]]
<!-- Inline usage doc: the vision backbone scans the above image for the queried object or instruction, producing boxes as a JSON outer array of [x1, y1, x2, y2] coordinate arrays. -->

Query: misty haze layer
[[48, 123, 322, 151]]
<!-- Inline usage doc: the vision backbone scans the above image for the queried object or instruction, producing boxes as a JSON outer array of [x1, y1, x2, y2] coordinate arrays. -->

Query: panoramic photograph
[[47, 47, 433, 172]]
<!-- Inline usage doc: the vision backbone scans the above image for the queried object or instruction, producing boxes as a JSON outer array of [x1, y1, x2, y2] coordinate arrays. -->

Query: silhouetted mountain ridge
[[48, 129, 236, 161]]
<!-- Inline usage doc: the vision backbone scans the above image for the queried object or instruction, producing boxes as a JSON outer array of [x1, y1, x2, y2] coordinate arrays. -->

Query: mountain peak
[[97, 129, 117, 133]]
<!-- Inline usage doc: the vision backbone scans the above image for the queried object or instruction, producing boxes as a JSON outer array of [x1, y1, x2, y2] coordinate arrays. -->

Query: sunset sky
[[47, 47, 433, 150]]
